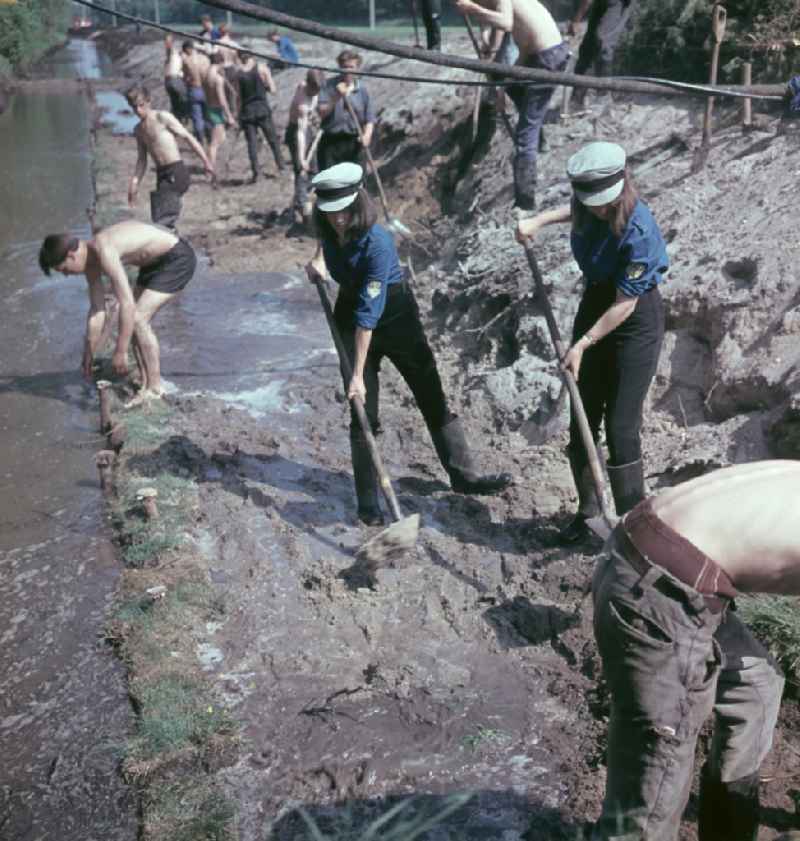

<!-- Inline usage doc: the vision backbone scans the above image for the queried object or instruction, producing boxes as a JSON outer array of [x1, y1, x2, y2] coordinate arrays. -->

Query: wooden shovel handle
[[342, 95, 392, 222], [312, 276, 405, 523], [521, 242, 616, 527], [712, 4, 727, 44]]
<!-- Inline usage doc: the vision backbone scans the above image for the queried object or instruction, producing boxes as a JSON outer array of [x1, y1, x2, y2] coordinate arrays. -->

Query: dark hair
[[39, 234, 79, 276], [181, 40, 194, 53], [312, 188, 377, 244], [125, 84, 149, 106], [571, 168, 638, 238], [267, 29, 279, 40], [337, 49, 362, 67], [306, 68, 323, 96]]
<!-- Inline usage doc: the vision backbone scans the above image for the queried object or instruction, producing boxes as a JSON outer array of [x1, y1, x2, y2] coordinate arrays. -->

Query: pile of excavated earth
[[91, 23, 800, 841]]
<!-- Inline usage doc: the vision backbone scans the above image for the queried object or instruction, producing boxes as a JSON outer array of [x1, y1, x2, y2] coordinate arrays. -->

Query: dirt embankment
[[91, 27, 800, 841]]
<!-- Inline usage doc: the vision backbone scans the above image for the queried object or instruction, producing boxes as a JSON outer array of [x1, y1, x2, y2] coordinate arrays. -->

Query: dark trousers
[[420, 0, 442, 49], [285, 122, 312, 213], [164, 76, 188, 121], [188, 85, 209, 143], [333, 283, 450, 436], [241, 106, 283, 176], [317, 132, 362, 173], [150, 161, 190, 230], [506, 41, 570, 209], [574, 0, 636, 78], [569, 282, 663, 471]]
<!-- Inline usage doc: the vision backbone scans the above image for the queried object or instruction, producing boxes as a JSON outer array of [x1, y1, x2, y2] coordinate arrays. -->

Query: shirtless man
[[453, 0, 568, 211], [591, 459, 797, 840], [285, 69, 322, 223], [125, 85, 213, 230], [181, 40, 211, 144], [203, 52, 236, 178], [163, 34, 188, 123], [38, 221, 197, 403], [215, 23, 242, 113]]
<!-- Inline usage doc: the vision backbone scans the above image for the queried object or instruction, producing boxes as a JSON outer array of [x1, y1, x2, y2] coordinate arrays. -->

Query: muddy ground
[[90, 25, 800, 840]]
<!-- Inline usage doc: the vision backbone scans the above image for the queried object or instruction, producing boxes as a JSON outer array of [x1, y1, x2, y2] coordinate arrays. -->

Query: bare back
[[183, 51, 209, 88], [92, 220, 179, 271], [652, 460, 800, 594], [288, 81, 317, 125], [134, 110, 182, 167], [472, 0, 562, 59], [203, 65, 226, 108], [165, 45, 183, 78]]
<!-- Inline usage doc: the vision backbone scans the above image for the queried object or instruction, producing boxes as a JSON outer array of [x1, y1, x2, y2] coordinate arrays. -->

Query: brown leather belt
[[617, 525, 730, 615]]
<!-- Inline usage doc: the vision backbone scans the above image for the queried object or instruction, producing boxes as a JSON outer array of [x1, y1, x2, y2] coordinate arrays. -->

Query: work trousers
[[506, 41, 570, 209], [241, 105, 283, 176], [568, 282, 663, 473], [188, 85, 210, 143], [317, 132, 363, 173], [285, 122, 313, 214], [164, 76, 188, 122], [333, 282, 450, 436], [591, 533, 784, 840], [574, 0, 636, 78], [420, 0, 442, 49]]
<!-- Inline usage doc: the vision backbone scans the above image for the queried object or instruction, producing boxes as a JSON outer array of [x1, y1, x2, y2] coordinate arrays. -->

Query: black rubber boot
[[350, 433, 384, 526], [430, 417, 512, 496], [558, 448, 601, 545], [607, 459, 645, 516], [512, 155, 537, 211], [697, 764, 760, 841], [427, 15, 442, 51]]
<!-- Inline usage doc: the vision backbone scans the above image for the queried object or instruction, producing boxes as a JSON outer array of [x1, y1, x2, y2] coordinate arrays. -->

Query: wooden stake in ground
[[742, 61, 752, 128], [97, 379, 113, 433], [95, 450, 117, 496], [692, 4, 727, 172]]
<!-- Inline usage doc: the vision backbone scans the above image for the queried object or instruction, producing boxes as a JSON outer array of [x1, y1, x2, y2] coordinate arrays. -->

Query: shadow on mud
[[267, 789, 589, 841]]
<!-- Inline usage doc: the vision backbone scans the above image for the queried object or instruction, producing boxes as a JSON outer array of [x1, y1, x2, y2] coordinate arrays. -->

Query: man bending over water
[[126, 85, 213, 230], [38, 221, 197, 404]]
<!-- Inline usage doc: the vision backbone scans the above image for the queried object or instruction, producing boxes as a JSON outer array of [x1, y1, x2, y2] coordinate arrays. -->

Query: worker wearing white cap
[[517, 141, 668, 542], [306, 163, 512, 525]]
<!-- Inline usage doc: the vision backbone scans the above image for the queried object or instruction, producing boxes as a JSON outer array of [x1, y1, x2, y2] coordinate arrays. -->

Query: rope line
[[71, 0, 785, 101]]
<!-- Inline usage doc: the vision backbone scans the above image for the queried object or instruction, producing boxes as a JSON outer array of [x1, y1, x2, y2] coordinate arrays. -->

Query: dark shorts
[[155, 160, 190, 195], [137, 238, 196, 295], [207, 106, 225, 126]]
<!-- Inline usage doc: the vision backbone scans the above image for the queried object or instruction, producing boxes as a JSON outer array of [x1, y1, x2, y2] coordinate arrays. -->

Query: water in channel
[[0, 39, 136, 841]]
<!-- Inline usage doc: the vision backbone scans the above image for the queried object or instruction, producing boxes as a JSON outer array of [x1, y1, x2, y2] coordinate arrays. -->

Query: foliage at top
[[0, 0, 69, 70]]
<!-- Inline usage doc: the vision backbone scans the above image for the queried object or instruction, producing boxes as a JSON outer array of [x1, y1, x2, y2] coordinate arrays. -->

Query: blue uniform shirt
[[323, 224, 403, 330], [570, 199, 669, 298], [278, 35, 299, 64]]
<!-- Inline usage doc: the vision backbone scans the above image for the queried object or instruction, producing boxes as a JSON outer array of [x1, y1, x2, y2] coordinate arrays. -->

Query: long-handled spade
[[342, 95, 412, 238], [520, 240, 617, 539], [312, 275, 420, 566]]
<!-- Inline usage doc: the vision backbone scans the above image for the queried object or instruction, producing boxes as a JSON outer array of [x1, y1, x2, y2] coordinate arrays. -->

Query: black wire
[[71, 0, 784, 101]]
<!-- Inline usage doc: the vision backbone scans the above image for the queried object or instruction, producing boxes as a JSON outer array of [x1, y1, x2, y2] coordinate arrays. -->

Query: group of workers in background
[[36, 2, 800, 839]]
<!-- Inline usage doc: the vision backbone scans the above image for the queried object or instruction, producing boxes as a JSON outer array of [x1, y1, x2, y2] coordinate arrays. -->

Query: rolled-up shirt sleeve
[[355, 233, 393, 329], [615, 221, 668, 298]]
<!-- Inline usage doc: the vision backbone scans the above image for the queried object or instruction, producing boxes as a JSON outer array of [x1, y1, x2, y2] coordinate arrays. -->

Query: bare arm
[[82, 269, 107, 379], [455, 0, 513, 34], [516, 204, 572, 242], [348, 327, 372, 401], [95, 237, 137, 376], [569, 0, 593, 33], [296, 100, 310, 169], [258, 62, 276, 95], [128, 131, 148, 207], [215, 73, 235, 124], [161, 111, 213, 173], [562, 291, 637, 378], [361, 121, 374, 147]]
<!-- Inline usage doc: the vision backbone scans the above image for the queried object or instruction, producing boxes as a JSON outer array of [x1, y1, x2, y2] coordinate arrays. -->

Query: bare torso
[[651, 460, 800, 594], [470, 0, 562, 60], [134, 111, 182, 167], [90, 220, 178, 271], [164, 46, 183, 78], [216, 35, 240, 67], [203, 65, 225, 108], [288, 81, 317, 124], [183, 51, 209, 88]]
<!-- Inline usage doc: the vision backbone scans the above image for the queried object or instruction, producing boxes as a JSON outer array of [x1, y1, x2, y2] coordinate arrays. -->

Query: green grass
[[121, 400, 174, 451], [145, 780, 237, 841], [738, 594, 800, 680], [461, 726, 509, 752], [298, 792, 474, 841]]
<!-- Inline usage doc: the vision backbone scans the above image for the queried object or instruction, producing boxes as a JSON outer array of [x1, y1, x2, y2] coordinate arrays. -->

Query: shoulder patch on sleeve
[[366, 280, 382, 299], [626, 262, 647, 280]]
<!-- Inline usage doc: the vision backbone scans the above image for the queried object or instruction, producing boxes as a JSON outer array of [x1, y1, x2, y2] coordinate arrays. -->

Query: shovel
[[521, 240, 617, 538], [342, 95, 412, 238], [692, 3, 727, 173], [311, 275, 420, 566]]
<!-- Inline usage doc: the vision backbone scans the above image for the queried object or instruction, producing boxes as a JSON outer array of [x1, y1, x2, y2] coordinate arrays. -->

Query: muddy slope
[[92, 27, 800, 840]]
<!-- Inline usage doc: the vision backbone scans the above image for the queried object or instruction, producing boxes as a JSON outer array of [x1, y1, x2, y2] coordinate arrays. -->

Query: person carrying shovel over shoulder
[[305, 163, 512, 525], [516, 141, 667, 543], [454, 0, 568, 213], [590, 459, 795, 840], [316, 50, 375, 172]]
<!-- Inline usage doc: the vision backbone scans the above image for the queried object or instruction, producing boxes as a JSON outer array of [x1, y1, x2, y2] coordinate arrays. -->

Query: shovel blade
[[388, 217, 412, 238], [356, 513, 420, 567], [586, 514, 618, 541]]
